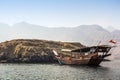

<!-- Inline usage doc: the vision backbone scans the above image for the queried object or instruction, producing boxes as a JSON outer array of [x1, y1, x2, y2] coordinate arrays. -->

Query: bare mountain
[[0, 22, 119, 46], [10, 22, 111, 46], [73, 25, 111, 45]]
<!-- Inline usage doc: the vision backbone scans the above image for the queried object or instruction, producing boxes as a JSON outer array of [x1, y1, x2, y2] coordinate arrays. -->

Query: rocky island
[[0, 39, 84, 63]]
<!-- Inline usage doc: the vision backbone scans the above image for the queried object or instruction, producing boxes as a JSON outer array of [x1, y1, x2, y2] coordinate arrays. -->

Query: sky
[[0, 0, 120, 29]]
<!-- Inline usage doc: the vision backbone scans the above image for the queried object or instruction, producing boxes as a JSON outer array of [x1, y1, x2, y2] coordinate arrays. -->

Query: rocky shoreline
[[0, 39, 84, 63]]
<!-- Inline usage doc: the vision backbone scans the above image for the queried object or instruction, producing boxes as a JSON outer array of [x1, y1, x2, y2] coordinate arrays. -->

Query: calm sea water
[[0, 61, 120, 80]]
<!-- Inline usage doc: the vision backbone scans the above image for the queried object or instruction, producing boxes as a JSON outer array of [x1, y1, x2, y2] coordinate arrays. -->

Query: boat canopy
[[71, 45, 112, 53]]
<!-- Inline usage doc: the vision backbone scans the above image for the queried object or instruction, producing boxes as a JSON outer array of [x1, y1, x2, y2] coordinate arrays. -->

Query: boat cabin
[[70, 45, 112, 58]]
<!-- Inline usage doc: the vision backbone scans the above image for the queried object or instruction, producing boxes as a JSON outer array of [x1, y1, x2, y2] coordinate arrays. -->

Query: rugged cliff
[[0, 39, 84, 63]]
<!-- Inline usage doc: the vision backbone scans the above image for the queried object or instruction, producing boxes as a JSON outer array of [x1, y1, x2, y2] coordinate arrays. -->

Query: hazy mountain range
[[0, 22, 120, 59], [0, 22, 119, 45]]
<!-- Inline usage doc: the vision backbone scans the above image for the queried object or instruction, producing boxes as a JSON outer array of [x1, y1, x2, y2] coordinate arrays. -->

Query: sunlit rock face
[[0, 39, 84, 63]]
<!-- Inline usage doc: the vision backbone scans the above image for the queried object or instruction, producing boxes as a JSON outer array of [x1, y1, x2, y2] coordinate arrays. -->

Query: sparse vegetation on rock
[[0, 39, 84, 63]]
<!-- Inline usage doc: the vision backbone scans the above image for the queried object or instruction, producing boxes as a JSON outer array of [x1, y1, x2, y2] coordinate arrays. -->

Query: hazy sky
[[0, 0, 120, 29]]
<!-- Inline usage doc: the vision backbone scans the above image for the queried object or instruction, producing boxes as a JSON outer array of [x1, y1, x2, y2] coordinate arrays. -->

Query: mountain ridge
[[0, 22, 119, 45]]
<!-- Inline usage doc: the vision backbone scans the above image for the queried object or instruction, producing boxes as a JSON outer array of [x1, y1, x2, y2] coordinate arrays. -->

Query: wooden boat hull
[[55, 54, 111, 66], [56, 57, 103, 65]]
